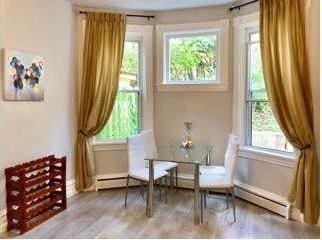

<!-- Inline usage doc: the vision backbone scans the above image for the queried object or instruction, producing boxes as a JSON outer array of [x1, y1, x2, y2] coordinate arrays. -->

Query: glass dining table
[[144, 142, 213, 225]]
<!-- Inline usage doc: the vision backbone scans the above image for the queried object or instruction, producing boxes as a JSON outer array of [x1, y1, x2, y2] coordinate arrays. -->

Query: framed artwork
[[3, 49, 45, 101]]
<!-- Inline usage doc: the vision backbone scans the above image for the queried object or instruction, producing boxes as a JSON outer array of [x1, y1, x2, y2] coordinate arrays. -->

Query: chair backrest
[[127, 134, 146, 171], [224, 135, 239, 184], [224, 134, 238, 167], [141, 130, 157, 167], [141, 130, 157, 155]]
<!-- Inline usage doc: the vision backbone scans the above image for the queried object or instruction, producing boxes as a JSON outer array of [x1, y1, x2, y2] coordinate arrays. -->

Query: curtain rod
[[229, 0, 259, 12], [79, 11, 155, 20]]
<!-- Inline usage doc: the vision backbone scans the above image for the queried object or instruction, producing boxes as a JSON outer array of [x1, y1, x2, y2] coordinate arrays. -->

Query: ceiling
[[69, 0, 237, 11]]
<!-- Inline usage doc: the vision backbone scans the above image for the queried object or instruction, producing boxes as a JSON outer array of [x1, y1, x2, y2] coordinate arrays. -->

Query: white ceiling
[[69, 0, 237, 11]]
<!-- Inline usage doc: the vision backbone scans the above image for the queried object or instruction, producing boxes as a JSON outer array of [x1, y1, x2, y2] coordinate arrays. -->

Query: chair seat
[[200, 165, 225, 175], [154, 161, 178, 171], [129, 168, 168, 182], [200, 174, 233, 189]]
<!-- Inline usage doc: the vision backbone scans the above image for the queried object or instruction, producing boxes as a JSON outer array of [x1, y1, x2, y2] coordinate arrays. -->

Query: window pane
[[98, 91, 140, 140], [249, 41, 267, 101], [168, 33, 217, 82], [246, 31, 293, 153], [251, 101, 293, 152], [249, 32, 259, 42], [120, 41, 139, 90], [97, 40, 141, 141]]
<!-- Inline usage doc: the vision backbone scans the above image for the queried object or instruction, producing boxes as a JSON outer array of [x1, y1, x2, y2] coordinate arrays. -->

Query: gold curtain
[[260, 0, 319, 224], [75, 12, 126, 191]]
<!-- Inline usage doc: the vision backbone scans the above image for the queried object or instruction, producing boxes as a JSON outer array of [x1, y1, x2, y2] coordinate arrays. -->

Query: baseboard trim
[[288, 205, 320, 226], [95, 173, 141, 191], [95, 173, 197, 191], [290, 207, 304, 223], [0, 209, 6, 235], [66, 178, 78, 198]]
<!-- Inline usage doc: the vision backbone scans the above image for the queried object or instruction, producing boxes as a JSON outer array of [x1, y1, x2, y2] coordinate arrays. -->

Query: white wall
[[0, 0, 76, 210]]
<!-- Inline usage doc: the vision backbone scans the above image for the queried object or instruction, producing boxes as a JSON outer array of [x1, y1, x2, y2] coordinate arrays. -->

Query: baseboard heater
[[234, 182, 290, 218]]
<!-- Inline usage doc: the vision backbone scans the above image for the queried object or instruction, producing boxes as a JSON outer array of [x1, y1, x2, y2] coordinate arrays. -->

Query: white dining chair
[[124, 134, 168, 213], [141, 130, 178, 188], [200, 134, 238, 175], [199, 136, 239, 222]]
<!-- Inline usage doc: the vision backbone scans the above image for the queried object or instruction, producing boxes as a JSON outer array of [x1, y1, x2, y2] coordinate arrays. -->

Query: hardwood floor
[[1, 187, 320, 239]]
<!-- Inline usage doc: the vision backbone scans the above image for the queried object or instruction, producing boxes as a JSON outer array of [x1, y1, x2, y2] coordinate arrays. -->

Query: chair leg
[[140, 181, 145, 199], [231, 187, 236, 222], [226, 189, 229, 209], [146, 183, 149, 215], [175, 167, 178, 191], [170, 169, 174, 189], [164, 176, 168, 204], [204, 190, 207, 208], [200, 190, 204, 223], [124, 175, 129, 208], [158, 179, 162, 201]]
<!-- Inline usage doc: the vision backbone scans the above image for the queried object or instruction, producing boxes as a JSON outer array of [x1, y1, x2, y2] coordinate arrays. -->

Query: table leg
[[206, 151, 211, 166], [170, 168, 174, 189], [148, 160, 154, 217], [194, 163, 200, 224]]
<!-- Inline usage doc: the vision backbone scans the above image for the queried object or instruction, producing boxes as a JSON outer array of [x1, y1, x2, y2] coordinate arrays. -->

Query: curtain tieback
[[299, 144, 311, 150], [79, 129, 90, 138]]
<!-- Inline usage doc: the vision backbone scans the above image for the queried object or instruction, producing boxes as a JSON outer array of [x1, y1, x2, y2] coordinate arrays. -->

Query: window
[[156, 20, 229, 91], [245, 30, 293, 152], [165, 32, 219, 84], [96, 41, 141, 141]]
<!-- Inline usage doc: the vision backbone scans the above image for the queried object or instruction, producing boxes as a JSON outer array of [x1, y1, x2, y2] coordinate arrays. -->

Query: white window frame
[[92, 25, 153, 148], [232, 13, 297, 165], [156, 19, 229, 91], [164, 30, 220, 85]]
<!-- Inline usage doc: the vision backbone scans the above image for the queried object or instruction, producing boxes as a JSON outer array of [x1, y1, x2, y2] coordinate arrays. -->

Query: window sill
[[156, 83, 228, 92], [238, 146, 297, 168], [92, 141, 127, 151]]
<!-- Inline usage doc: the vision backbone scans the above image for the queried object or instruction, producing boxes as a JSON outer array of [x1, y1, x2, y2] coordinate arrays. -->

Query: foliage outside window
[[245, 31, 293, 152], [96, 41, 141, 141], [166, 32, 218, 84]]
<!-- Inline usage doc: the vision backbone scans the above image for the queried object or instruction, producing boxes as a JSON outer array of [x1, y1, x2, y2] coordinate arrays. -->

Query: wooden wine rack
[[5, 155, 66, 234]]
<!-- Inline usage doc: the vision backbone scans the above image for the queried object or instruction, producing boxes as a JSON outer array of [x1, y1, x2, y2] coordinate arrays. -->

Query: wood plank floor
[[1, 188, 320, 239]]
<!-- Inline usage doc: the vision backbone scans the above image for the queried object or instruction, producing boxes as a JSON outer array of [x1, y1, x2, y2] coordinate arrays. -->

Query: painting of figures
[[3, 50, 45, 101]]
